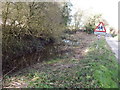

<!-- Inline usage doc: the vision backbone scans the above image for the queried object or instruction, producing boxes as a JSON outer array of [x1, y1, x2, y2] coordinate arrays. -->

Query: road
[[105, 36, 119, 63]]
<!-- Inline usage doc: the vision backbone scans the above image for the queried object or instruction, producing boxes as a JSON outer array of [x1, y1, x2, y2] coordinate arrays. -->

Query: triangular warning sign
[[94, 22, 106, 32]]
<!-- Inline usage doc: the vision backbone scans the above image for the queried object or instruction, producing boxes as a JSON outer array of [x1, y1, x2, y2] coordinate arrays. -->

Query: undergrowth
[[3, 37, 119, 88]]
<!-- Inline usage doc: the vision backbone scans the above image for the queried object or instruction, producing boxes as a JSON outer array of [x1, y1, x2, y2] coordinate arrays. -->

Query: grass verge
[[80, 37, 119, 88], [3, 37, 119, 88]]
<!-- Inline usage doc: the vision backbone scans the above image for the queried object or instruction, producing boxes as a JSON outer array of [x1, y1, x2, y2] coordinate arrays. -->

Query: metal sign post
[[96, 34, 101, 48]]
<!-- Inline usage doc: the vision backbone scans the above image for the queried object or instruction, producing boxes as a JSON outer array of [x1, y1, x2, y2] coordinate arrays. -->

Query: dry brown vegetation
[[2, 2, 71, 74]]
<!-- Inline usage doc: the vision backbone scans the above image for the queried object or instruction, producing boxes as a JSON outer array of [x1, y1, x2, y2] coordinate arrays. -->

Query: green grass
[[81, 37, 119, 88], [43, 58, 61, 64], [3, 37, 119, 88]]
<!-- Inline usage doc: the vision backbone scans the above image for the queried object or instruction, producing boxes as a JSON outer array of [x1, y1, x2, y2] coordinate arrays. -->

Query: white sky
[[70, 0, 119, 29]]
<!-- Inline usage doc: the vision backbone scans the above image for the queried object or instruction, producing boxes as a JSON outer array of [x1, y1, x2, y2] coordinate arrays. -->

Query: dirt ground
[[3, 31, 97, 88], [60, 31, 96, 58]]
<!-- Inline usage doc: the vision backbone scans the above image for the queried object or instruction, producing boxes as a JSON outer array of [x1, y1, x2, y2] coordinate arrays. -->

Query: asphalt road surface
[[105, 36, 119, 63]]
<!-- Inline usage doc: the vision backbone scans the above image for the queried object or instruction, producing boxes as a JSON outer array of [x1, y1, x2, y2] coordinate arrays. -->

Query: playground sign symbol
[[94, 22, 106, 35]]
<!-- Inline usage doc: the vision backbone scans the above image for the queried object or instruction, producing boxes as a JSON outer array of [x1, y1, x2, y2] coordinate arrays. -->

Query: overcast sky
[[70, 0, 119, 29]]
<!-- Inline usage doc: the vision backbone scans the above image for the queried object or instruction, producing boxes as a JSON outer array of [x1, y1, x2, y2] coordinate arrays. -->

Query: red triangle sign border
[[94, 22, 106, 32]]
